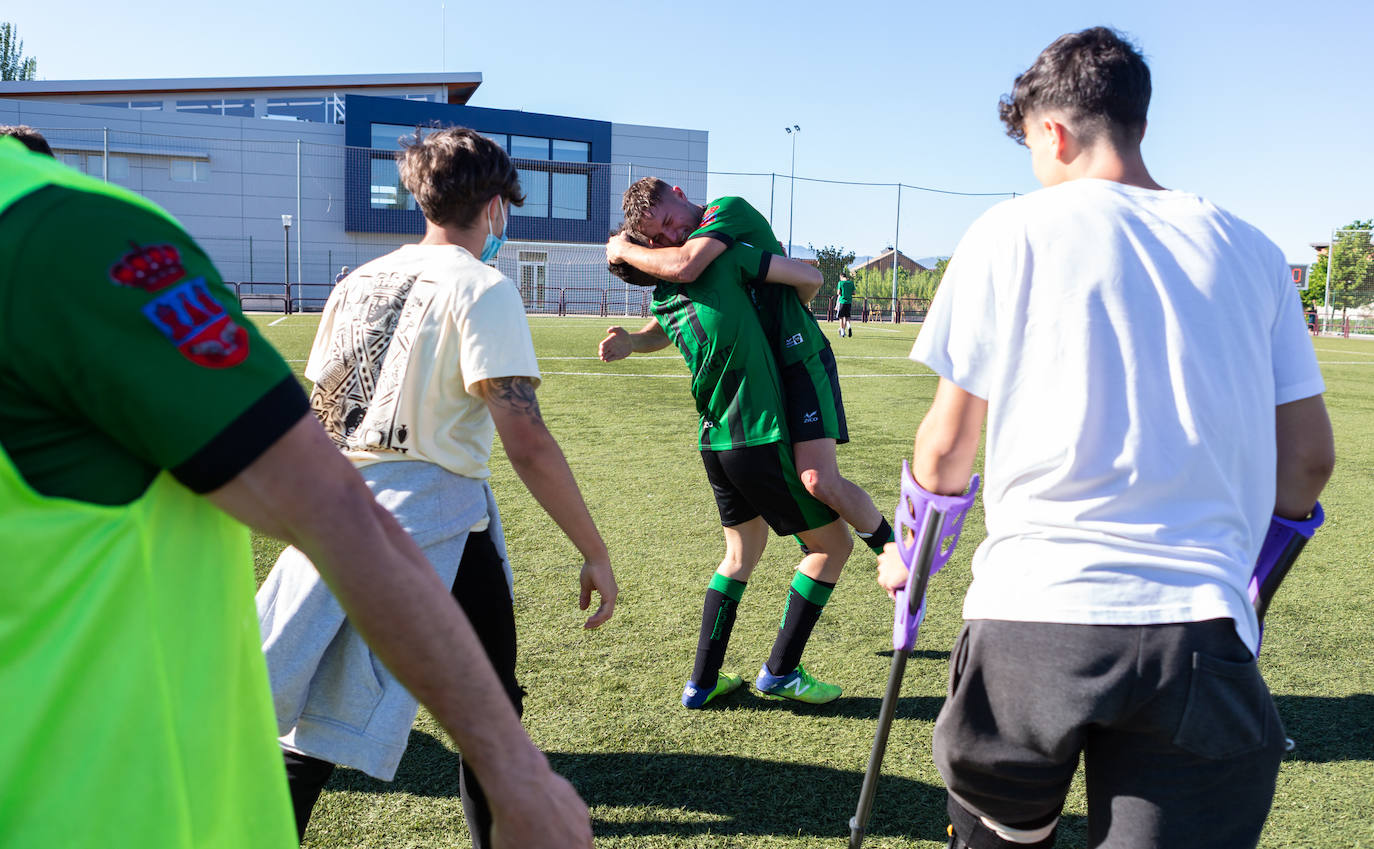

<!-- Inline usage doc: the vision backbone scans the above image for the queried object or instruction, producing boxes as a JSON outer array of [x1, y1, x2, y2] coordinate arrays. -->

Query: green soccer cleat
[[682, 671, 745, 709], [755, 663, 841, 705]]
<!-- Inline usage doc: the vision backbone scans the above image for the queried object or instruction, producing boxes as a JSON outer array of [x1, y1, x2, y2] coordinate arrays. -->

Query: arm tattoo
[[486, 376, 543, 422]]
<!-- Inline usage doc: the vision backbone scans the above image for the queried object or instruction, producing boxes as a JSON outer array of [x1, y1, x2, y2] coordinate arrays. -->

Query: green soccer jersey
[[838, 278, 855, 304], [0, 171, 306, 505], [651, 242, 788, 450], [688, 195, 828, 367]]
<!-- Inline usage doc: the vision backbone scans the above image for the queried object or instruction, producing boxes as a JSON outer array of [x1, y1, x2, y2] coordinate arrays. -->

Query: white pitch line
[[1315, 347, 1374, 356], [268, 316, 292, 326], [541, 371, 937, 379], [1318, 361, 1374, 365]]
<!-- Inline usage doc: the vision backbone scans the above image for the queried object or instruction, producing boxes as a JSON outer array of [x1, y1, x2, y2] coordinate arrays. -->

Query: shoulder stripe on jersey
[[690, 230, 735, 248]]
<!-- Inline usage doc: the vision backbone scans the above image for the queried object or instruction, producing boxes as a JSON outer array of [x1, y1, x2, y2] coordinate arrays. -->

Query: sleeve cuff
[[171, 375, 311, 493], [757, 252, 773, 282], [690, 230, 735, 248]]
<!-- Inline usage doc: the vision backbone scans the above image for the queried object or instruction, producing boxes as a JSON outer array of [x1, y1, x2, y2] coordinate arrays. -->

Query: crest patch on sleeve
[[141, 277, 250, 368]]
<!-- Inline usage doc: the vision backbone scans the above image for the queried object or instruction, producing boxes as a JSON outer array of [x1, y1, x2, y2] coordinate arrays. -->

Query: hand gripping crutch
[[1249, 503, 1324, 653], [848, 462, 979, 849]]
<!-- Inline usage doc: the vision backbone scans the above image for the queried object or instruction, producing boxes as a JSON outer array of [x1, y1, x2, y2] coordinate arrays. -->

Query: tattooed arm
[[477, 376, 617, 629]]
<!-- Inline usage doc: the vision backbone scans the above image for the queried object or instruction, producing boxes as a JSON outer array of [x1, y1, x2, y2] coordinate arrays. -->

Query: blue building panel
[[345, 94, 612, 241]]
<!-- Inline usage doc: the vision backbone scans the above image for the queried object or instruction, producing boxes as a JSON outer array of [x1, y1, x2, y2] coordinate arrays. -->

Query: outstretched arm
[[876, 378, 987, 597], [208, 415, 594, 849], [478, 376, 618, 629], [606, 232, 726, 283], [763, 253, 823, 303], [599, 321, 672, 362], [1274, 394, 1334, 519]]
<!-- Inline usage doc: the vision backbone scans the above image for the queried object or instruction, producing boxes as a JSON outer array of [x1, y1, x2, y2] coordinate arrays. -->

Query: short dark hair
[[997, 27, 1151, 147], [622, 177, 671, 232], [0, 124, 54, 157], [397, 126, 524, 228], [607, 225, 661, 288]]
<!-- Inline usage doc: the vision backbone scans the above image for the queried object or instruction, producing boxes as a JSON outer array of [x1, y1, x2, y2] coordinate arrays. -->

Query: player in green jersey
[[0, 135, 592, 849], [836, 271, 856, 337], [604, 179, 894, 559], [606, 227, 853, 708]]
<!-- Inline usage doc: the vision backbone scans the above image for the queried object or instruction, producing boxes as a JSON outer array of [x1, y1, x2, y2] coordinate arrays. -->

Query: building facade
[[0, 73, 708, 312]]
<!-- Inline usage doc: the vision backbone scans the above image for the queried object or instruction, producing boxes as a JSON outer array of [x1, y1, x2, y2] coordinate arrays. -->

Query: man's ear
[[1046, 118, 1073, 163], [671, 185, 688, 201]]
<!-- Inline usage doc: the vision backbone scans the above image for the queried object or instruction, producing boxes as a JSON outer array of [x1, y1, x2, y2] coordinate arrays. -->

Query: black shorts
[[837, 301, 852, 319], [700, 442, 837, 536], [781, 346, 849, 444]]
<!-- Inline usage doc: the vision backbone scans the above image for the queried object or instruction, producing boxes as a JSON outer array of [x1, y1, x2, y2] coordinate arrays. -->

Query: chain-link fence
[[37, 124, 1013, 317], [1307, 228, 1374, 337]]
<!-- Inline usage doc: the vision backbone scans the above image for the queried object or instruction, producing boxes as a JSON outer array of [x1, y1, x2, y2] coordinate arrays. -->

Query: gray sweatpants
[[934, 618, 1286, 848]]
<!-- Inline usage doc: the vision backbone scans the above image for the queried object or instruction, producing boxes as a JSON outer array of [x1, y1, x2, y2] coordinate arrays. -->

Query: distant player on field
[[603, 181, 894, 558], [606, 226, 854, 708], [836, 271, 856, 337], [876, 28, 1333, 848]]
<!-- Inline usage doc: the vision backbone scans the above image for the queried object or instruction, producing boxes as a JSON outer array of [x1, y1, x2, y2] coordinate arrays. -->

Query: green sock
[[691, 573, 746, 686], [766, 572, 835, 676]]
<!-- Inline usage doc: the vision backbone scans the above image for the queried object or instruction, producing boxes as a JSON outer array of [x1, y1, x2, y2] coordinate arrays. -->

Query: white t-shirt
[[306, 243, 540, 481], [911, 179, 1325, 653]]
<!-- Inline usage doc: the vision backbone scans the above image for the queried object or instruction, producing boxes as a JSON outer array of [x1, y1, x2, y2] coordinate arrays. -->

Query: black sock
[[691, 573, 746, 686], [857, 516, 895, 555], [766, 572, 836, 676]]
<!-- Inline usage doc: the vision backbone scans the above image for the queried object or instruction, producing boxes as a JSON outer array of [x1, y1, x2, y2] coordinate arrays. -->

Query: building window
[[513, 168, 548, 217], [266, 97, 326, 122], [403, 93, 437, 102], [510, 135, 549, 161], [109, 155, 130, 179], [518, 251, 548, 306], [170, 158, 210, 183], [57, 150, 128, 179], [552, 139, 589, 162], [81, 99, 163, 111], [551, 172, 588, 220], [370, 158, 415, 210], [176, 98, 254, 117], [370, 122, 429, 151]]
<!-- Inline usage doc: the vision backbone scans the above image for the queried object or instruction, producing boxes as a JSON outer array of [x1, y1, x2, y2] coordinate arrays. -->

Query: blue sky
[[10, 0, 1371, 262]]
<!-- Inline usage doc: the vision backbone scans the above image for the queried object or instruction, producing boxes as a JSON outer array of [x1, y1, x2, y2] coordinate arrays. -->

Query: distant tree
[[1308, 219, 1374, 319], [0, 23, 37, 81], [808, 243, 855, 303]]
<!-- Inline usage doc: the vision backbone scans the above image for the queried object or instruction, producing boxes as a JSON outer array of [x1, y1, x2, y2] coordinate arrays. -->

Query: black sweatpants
[[283, 529, 522, 847]]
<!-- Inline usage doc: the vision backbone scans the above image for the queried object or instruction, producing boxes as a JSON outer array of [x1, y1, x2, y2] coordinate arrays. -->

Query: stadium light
[[785, 125, 800, 257], [282, 214, 292, 311]]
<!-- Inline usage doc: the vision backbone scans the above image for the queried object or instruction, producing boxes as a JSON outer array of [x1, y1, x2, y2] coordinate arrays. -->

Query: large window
[[370, 158, 415, 210], [170, 158, 210, 183], [551, 172, 588, 220], [510, 135, 549, 161], [267, 97, 325, 122], [552, 139, 589, 162], [513, 168, 548, 218], [58, 151, 130, 180], [370, 123, 428, 151], [176, 98, 254, 118], [80, 100, 163, 111]]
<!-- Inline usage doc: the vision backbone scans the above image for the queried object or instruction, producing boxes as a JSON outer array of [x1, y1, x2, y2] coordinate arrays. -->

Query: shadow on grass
[[733, 692, 945, 722], [330, 731, 968, 841], [1274, 693, 1374, 762], [877, 648, 950, 660]]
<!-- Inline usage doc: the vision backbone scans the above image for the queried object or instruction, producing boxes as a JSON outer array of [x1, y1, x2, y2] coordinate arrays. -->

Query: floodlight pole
[[891, 184, 902, 305], [282, 214, 292, 314], [785, 125, 800, 256], [1323, 227, 1335, 334]]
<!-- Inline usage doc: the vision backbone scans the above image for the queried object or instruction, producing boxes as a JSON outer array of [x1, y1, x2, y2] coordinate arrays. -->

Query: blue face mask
[[480, 202, 507, 263]]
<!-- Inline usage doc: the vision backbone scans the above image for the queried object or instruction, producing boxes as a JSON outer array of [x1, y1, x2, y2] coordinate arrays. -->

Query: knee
[[800, 467, 838, 503]]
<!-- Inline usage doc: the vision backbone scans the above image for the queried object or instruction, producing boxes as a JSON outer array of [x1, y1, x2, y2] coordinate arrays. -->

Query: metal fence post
[[248, 235, 253, 283], [102, 127, 109, 181]]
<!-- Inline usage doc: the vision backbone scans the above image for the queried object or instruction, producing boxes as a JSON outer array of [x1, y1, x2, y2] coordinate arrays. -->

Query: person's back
[[951, 179, 1322, 652]]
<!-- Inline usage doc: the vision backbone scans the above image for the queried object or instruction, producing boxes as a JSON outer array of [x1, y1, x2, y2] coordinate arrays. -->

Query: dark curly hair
[[607, 224, 661, 288], [997, 27, 1151, 147]]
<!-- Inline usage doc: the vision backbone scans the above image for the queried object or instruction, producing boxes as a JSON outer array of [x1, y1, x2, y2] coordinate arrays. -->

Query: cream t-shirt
[[306, 244, 540, 481]]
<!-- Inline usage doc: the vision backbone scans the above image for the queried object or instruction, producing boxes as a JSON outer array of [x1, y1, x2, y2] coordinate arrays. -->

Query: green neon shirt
[[687, 195, 828, 367], [651, 242, 789, 450], [838, 278, 855, 304], [0, 136, 297, 849]]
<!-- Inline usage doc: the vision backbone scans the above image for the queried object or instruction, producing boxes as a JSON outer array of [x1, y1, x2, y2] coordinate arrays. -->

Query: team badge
[[142, 277, 250, 368], [109, 243, 185, 292], [700, 204, 720, 228]]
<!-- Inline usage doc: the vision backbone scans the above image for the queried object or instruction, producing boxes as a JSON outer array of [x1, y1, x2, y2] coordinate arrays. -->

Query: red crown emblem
[[109, 243, 186, 292]]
